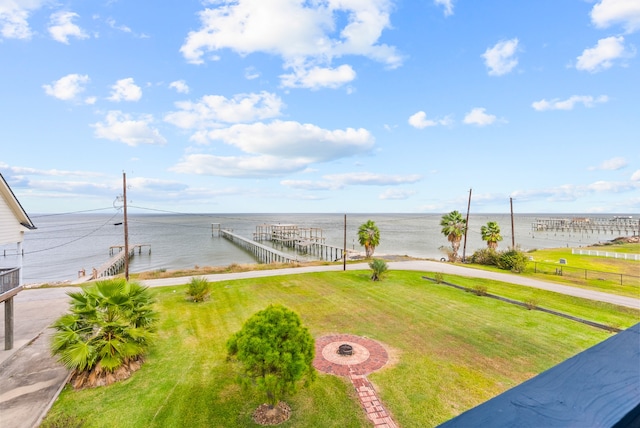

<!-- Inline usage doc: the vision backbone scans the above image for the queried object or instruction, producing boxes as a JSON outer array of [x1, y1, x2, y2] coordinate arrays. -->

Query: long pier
[[221, 229, 347, 264], [76, 244, 150, 283], [221, 230, 299, 263], [532, 217, 639, 236]]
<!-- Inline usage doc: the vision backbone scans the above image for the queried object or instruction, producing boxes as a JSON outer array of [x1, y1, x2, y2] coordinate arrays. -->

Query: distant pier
[[532, 217, 639, 236]]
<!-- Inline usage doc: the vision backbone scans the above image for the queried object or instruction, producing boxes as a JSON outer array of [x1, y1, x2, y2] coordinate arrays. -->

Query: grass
[[464, 244, 640, 298], [43, 270, 640, 428]]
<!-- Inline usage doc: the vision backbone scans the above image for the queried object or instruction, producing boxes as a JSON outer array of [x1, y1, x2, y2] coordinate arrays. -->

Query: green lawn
[[463, 245, 640, 298], [43, 270, 640, 428]]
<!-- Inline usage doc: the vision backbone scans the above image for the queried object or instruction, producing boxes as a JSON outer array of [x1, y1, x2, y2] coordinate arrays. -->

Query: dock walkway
[[75, 244, 150, 283]]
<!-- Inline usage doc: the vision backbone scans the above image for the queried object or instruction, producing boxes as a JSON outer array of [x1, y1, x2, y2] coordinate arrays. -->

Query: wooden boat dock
[[222, 224, 347, 264], [532, 217, 639, 236], [221, 230, 299, 264], [75, 244, 150, 283]]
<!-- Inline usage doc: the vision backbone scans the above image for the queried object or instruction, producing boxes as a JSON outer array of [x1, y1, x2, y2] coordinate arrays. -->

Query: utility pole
[[462, 188, 472, 262], [343, 214, 347, 271], [123, 172, 130, 281], [510, 197, 515, 249]]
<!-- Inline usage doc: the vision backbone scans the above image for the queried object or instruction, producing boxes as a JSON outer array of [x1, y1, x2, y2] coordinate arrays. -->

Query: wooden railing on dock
[[532, 217, 639, 235], [222, 230, 346, 263], [76, 244, 150, 282], [221, 230, 298, 264]]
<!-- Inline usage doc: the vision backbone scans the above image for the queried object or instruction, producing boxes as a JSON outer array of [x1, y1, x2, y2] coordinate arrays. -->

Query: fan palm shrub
[[51, 279, 157, 389], [186, 276, 211, 302], [357, 220, 381, 258], [440, 210, 467, 261], [369, 258, 388, 281], [481, 221, 503, 249]]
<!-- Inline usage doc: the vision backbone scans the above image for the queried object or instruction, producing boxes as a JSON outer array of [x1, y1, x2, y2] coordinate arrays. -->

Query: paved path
[[314, 334, 398, 427], [141, 261, 640, 309], [0, 261, 638, 428]]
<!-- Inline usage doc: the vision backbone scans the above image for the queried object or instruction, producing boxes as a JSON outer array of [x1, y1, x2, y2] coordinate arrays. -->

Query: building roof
[[438, 322, 640, 428], [0, 173, 36, 230]]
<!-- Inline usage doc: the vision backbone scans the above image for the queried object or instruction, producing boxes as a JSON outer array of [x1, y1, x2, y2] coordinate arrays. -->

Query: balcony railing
[[0, 267, 20, 298]]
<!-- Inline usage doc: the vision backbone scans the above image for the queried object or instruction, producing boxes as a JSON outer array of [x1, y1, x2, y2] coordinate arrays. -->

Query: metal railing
[[531, 262, 640, 287], [0, 267, 20, 295]]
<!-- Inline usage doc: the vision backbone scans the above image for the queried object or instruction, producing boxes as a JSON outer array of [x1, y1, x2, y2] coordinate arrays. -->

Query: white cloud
[[245, 67, 260, 80], [408, 111, 451, 129], [180, 0, 401, 89], [631, 170, 640, 181], [280, 64, 356, 89], [280, 179, 343, 191], [106, 17, 131, 33], [108, 78, 142, 102], [281, 173, 421, 191], [379, 189, 416, 200], [576, 36, 633, 72], [171, 154, 309, 178], [591, 0, 640, 33], [171, 121, 375, 178], [48, 11, 88, 44], [43, 74, 90, 101], [589, 157, 628, 171], [434, 0, 454, 16], [324, 172, 422, 186], [532, 95, 609, 111], [0, 0, 47, 40], [92, 111, 166, 146], [203, 121, 374, 162], [482, 38, 519, 76], [0, 162, 103, 177], [511, 178, 640, 203], [463, 108, 496, 126], [164, 91, 284, 130], [169, 80, 190, 94]]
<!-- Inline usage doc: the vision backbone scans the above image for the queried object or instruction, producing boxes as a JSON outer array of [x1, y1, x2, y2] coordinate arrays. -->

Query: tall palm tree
[[481, 221, 503, 249], [440, 210, 467, 261], [51, 278, 157, 389], [357, 220, 381, 258]]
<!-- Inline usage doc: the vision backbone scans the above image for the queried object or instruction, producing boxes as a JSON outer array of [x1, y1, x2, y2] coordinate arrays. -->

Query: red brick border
[[314, 335, 398, 428]]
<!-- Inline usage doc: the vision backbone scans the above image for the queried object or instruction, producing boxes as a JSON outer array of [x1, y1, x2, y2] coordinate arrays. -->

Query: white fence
[[572, 249, 640, 261]]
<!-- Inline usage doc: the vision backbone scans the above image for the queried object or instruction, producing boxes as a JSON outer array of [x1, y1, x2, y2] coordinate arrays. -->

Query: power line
[[24, 212, 121, 255]]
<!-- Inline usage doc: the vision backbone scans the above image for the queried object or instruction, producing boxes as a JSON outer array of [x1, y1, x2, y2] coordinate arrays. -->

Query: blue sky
[[1, 0, 639, 214]]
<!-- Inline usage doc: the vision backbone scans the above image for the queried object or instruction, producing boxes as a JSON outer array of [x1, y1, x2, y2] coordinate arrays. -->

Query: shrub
[[470, 248, 500, 266], [186, 276, 211, 302], [524, 298, 539, 310], [227, 305, 315, 410], [497, 248, 529, 273], [434, 272, 444, 284], [50, 279, 157, 389], [472, 284, 488, 296], [369, 259, 388, 281]]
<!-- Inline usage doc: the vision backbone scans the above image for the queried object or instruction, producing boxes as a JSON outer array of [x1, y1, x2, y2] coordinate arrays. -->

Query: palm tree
[[51, 278, 157, 389], [357, 220, 380, 258], [481, 221, 503, 249], [440, 210, 467, 261]]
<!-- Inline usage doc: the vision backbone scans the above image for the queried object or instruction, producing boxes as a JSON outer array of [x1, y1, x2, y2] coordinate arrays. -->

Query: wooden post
[[510, 197, 516, 249], [343, 214, 347, 271], [4, 297, 14, 350], [462, 188, 471, 262], [123, 172, 130, 281]]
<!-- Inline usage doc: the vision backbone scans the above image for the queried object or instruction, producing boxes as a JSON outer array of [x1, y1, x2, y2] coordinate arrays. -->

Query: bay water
[[1, 212, 632, 285]]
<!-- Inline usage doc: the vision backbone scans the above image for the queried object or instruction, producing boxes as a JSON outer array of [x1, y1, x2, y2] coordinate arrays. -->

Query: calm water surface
[[1, 212, 633, 284]]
